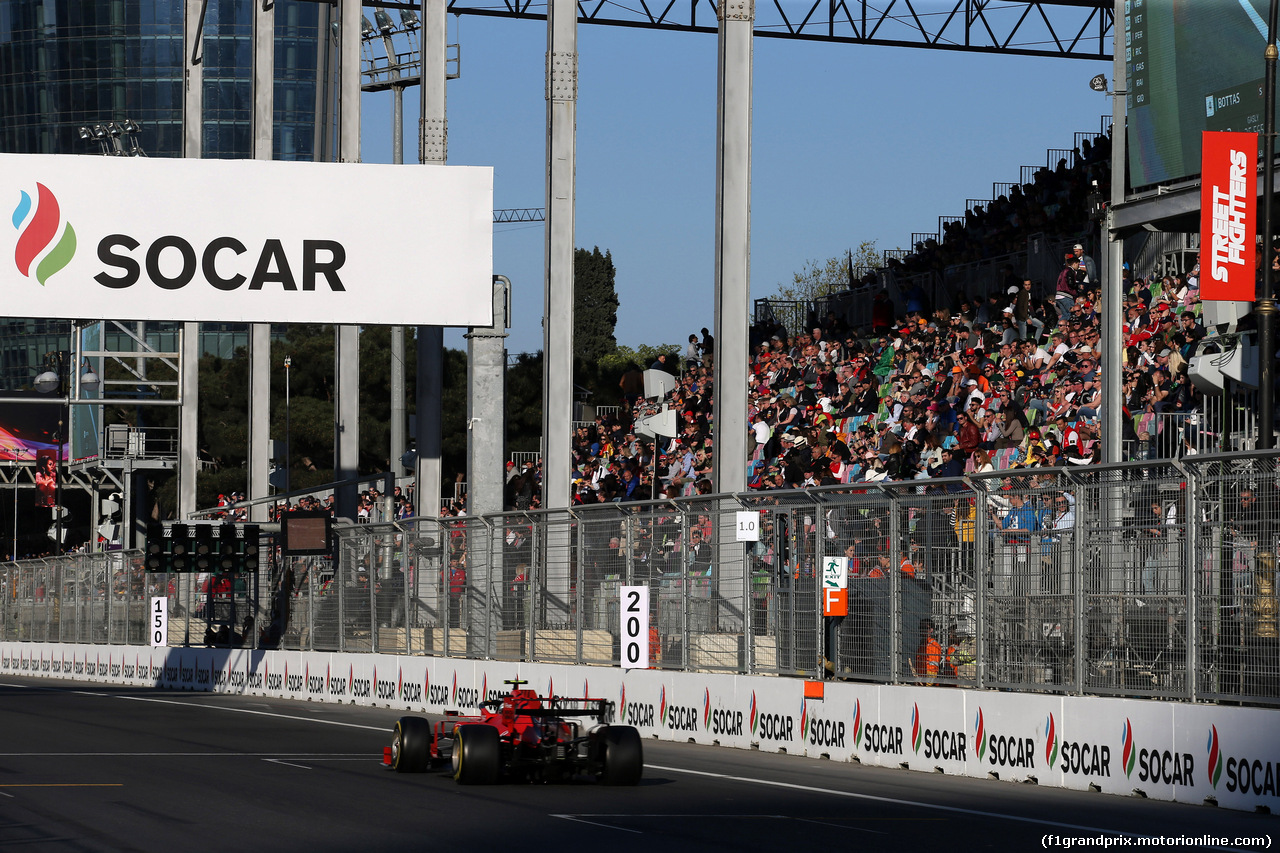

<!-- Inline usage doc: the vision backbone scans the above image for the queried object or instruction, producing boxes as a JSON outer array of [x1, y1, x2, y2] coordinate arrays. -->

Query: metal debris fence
[[3, 452, 1278, 706]]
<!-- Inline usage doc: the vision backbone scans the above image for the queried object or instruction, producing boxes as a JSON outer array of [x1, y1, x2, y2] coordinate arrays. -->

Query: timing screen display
[[285, 516, 329, 552], [1126, 0, 1276, 188]]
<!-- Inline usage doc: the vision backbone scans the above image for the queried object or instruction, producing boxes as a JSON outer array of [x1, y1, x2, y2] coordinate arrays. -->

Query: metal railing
[[3, 452, 1278, 706]]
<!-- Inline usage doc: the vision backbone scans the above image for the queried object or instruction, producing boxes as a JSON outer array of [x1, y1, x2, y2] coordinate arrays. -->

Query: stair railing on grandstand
[[510, 451, 541, 469], [752, 298, 809, 338], [811, 275, 883, 332], [1131, 230, 1200, 281], [5, 452, 1279, 706]]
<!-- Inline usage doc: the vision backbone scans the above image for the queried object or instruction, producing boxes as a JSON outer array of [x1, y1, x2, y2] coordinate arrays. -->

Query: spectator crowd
[[549, 129, 1215, 507]]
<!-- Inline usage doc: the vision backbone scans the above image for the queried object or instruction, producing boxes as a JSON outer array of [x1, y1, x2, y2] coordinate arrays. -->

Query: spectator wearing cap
[[995, 312, 1016, 346], [1073, 243, 1098, 283], [1054, 257, 1080, 326]]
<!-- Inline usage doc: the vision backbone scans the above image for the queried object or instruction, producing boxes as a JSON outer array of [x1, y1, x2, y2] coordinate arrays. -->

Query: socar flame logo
[[975, 708, 987, 761], [749, 691, 758, 736], [1207, 725, 1223, 789], [1045, 714, 1059, 768], [911, 703, 922, 754], [1122, 718, 1136, 778], [852, 699, 862, 748], [703, 688, 711, 729], [13, 183, 76, 285]]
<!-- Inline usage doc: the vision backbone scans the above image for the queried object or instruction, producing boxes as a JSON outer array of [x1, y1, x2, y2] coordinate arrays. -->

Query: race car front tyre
[[599, 725, 643, 786], [392, 716, 432, 773], [452, 724, 501, 785]]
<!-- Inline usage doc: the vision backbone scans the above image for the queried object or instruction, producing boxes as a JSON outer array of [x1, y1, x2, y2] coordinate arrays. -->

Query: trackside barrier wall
[[2, 641, 1277, 813]]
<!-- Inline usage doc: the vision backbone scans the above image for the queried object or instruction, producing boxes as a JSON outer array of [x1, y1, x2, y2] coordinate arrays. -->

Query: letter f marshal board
[[822, 557, 848, 617]]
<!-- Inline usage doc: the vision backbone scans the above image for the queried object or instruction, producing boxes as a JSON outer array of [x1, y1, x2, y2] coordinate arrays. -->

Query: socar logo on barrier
[[1122, 717, 1136, 778], [13, 183, 76, 285]]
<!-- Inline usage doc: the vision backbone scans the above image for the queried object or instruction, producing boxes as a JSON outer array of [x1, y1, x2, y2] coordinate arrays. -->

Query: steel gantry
[[356, 0, 1113, 61]]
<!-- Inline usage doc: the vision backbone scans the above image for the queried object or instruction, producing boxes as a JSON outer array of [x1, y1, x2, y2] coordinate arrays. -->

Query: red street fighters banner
[[1199, 131, 1257, 302]]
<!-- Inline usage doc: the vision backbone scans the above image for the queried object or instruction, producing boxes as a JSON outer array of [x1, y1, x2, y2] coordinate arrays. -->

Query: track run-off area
[[0, 675, 1272, 852]]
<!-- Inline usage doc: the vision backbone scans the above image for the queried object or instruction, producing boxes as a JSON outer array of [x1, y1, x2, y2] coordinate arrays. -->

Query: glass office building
[[0, 0, 333, 158], [0, 0, 333, 389]]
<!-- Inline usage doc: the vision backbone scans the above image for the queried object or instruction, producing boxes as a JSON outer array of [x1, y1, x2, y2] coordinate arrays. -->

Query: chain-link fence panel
[[1070, 463, 1191, 700], [0, 565, 14, 641], [737, 493, 822, 677], [530, 510, 579, 664], [644, 501, 691, 670], [969, 471, 1082, 692], [815, 490, 900, 682], [575, 505, 627, 665], [1, 456, 1277, 707], [492, 514, 534, 661], [888, 480, 971, 686], [684, 498, 749, 673], [1188, 454, 1280, 703]]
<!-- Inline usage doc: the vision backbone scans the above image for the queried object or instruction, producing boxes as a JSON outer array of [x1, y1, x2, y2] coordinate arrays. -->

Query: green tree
[[771, 240, 879, 301], [574, 247, 619, 363], [504, 352, 544, 457]]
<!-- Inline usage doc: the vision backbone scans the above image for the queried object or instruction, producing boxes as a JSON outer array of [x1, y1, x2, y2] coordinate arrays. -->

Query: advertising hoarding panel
[[2, 154, 492, 326]]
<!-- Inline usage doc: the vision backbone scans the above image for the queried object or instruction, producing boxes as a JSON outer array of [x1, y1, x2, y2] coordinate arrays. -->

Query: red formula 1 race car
[[388, 679, 643, 785]]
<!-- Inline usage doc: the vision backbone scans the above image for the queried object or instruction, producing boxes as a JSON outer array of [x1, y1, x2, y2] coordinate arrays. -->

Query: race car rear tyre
[[452, 724, 500, 785], [599, 725, 643, 786], [392, 716, 431, 773]]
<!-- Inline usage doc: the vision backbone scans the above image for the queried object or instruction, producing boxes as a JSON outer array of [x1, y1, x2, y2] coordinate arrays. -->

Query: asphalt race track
[[0, 676, 1272, 852]]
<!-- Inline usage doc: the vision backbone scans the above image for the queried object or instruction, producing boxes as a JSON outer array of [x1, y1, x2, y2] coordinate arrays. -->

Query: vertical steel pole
[[889, 491, 901, 683], [416, 0, 448, 519], [711, 0, 752, 495], [975, 487, 987, 689], [543, 0, 576, 512], [466, 277, 508, 658], [180, 1, 204, 521], [540, 0, 577, 628], [334, 0, 362, 522], [390, 87, 405, 489], [391, 325, 405, 474], [248, 0, 274, 525], [1257, 1, 1279, 449], [1102, 0, 1126, 465], [466, 278, 509, 519], [1101, 2, 1129, 685], [1186, 463, 1199, 701], [180, 324, 199, 519], [1072, 487, 1084, 694]]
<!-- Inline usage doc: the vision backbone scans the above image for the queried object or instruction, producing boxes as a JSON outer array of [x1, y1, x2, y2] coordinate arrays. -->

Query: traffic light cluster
[[146, 522, 260, 574]]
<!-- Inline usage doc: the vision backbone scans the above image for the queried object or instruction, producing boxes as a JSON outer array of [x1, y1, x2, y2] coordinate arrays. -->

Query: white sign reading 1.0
[[2, 153, 493, 327]]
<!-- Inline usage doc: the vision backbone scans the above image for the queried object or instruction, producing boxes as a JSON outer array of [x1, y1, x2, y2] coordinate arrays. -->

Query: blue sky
[[358, 15, 1112, 355]]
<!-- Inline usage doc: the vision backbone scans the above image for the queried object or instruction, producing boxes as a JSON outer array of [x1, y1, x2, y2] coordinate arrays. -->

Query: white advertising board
[[1, 154, 492, 326]]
